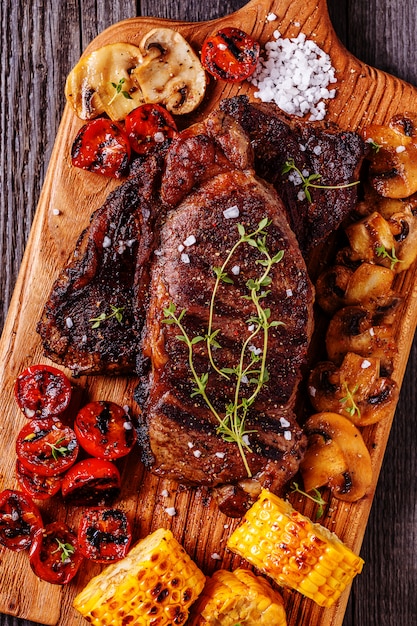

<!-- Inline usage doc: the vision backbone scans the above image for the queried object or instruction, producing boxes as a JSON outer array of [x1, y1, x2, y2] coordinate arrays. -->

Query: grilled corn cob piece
[[73, 528, 205, 625], [188, 567, 287, 625], [227, 489, 364, 608]]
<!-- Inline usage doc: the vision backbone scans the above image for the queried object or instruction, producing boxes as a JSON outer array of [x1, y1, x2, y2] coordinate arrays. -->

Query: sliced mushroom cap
[[133, 28, 207, 115], [315, 263, 395, 316], [363, 113, 417, 198], [345, 211, 397, 266], [308, 352, 398, 426], [300, 412, 373, 502], [386, 211, 417, 271], [65, 43, 145, 120], [325, 305, 398, 375]]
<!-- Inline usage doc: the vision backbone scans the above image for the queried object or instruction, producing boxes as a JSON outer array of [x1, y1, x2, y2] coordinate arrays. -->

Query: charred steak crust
[[37, 157, 161, 376], [220, 95, 366, 254], [140, 112, 313, 491]]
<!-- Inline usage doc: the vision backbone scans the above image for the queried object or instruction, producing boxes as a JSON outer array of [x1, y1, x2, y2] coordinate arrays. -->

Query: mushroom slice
[[386, 211, 417, 271], [315, 265, 353, 315], [325, 305, 398, 375], [363, 113, 417, 198], [345, 211, 398, 268], [316, 263, 395, 316], [133, 28, 207, 115], [344, 262, 396, 303], [300, 412, 372, 502], [308, 352, 398, 426], [65, 43, 145, 120]]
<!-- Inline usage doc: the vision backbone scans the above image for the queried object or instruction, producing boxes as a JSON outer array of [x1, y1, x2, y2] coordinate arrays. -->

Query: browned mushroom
[[315, 262, 395, 316], [363, 112, 417, 198], [132, 28, 207, 115], [308, 352, 398, 426], [345, 211, 398, 268], [300, 412, 373, 502], [65, 43, 145, 120], [325, 305, 398, 375]]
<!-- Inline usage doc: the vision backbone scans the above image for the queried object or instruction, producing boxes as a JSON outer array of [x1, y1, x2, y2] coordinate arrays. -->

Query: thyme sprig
[[340, 383, 361, 419], [290, 482, 327, 520], [366, 138, 382, 153], [282, 158, 360, 203], [162, 219, 284, 476], [107, 77, 133, 106], [46, 437, 72, 461], [52, 538, 75, 563], [375, 244, 402, 270], [90, 305, 125, 328]]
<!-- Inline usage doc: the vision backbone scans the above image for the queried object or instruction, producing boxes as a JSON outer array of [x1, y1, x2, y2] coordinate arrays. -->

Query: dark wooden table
[[0, 1, 416, 625]]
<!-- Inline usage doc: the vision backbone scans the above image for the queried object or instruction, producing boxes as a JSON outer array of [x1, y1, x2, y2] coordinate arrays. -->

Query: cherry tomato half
[[61, 458, 121, 506], [201, 27, 260, 83], [16, 459, 63, 501], [0, 489, 43, 552], [16, 418, 79, 476], [29, 521, 84, 585], [125, 104, 178, 155], [71, 118, 131, 178], [78, 507, 131, 563], [14, 364, 72, 419], [74, 401, 137, 460]]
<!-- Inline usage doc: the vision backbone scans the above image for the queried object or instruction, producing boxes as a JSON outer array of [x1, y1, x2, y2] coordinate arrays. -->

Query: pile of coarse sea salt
[[250, 29, 337, 121]]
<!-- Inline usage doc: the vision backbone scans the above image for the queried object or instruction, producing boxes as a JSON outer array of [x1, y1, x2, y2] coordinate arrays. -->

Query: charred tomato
[[16, 459, 63, 501], [29, 521, 84, 585], [16, 418, 79, 476], [0, 489, 43, 551], [78, 507, 131, 563], [201, 27, 260, 82], [71, 118, 131, 178], [74, 401, 136, 460], [125, 103, 178, 155], [14, 364, 72, 419], [61, 458, 121, 506]]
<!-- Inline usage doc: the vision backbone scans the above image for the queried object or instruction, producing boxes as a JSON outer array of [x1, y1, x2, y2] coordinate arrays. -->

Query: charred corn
[[227, 489, 364, 608], [188, 567, 287, 625], [73, 528, 205, 625]]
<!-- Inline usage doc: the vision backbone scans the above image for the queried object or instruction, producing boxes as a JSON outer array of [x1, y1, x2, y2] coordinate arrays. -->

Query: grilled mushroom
[[315, 263, 395, 316], [132, 28, 207, 115], [325, 305, 398, 375], [65, 43, 145, 120], [345, 211, 398, 268], [363, 113, 417, 198], [308, 352, 398, 426], [300, 412, 372, 502]]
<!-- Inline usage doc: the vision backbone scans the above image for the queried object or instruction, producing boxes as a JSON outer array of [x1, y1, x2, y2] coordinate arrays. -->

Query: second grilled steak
[[138, 112, 313, 502]]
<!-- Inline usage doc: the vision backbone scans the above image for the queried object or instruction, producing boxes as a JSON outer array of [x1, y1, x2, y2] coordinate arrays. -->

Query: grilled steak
[[220, 95, 366, 254], [37, 157, 161, 376], [138, 111, 313, 510]]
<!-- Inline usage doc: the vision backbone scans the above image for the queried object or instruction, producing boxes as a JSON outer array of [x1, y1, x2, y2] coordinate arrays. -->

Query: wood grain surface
[[0, 1, 416, 626]]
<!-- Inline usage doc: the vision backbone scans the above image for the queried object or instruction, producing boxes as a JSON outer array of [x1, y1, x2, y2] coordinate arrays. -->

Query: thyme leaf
[[375, 244, 402, 270], [340, 383, 361, 419], [367, 138, 382, 153], [52, 538, 75, 563], [290, 482, 327, 520], [107, 77, 133, 105], [90, 305, 125, 328], [45, 437, 71, 461], [282, 158, 360, 203]]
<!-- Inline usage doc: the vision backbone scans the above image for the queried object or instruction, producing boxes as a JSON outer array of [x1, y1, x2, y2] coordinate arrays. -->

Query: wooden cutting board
[[1, 0, 417, 624]]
